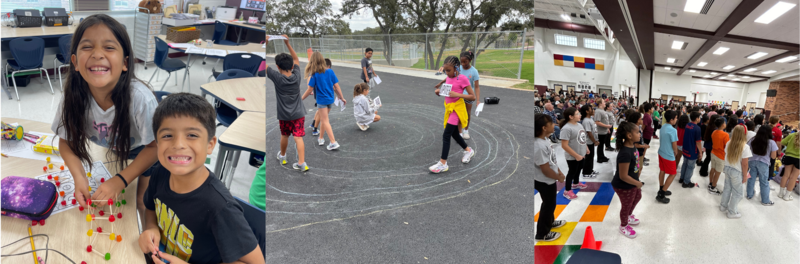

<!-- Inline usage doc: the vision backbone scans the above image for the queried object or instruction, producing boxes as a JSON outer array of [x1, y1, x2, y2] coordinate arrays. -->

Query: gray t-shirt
[[51, 80, 157, 149], [560, 122, 587, 160], [595, 109, 609, 135], [360, 57, 374, 80], [533, 137, 559, 184], [267, 64, 306, 121], [582, 117, 598, 144]]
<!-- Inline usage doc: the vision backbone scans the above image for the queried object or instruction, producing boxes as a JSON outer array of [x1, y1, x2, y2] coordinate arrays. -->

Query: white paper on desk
[[439, 84, 453, 97], [267, 35, 287, 41], [252, 52, 267, 59], [199, 19, 216, 24], [34, 161, 111, 215], [373, 75, 382, 85], [2, 131, 64, 163], [185, 46, 206, 54], [226, 50, 247, 54], [205, 49, 228, 57], [169, 43, 194, 49], [334, 97, 346, 112], [475, 103, 484, 116]]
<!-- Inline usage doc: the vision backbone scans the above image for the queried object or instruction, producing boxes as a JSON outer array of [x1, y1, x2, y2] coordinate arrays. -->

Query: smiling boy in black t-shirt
[[138, 93, 264, 264]]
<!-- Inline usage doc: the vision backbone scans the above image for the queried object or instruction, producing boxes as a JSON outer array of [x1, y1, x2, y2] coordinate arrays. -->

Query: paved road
[[262, 58, 535, 263]]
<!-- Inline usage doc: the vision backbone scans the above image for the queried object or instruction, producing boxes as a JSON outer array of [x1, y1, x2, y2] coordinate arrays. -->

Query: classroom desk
[[200, 77, 266, 113], [0, 25, 78, 39], [219, 21, 266, 44], [0, 118, 145, 264], [216, 112, 266, 188], [155, 35, 264, 72]]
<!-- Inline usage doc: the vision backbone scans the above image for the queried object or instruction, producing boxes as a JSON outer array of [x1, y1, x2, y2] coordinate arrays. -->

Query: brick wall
[[764, 81, 799, 123]]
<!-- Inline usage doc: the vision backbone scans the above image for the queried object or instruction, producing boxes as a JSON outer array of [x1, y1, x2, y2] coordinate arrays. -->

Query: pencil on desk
[[28, 226, 37, 264]]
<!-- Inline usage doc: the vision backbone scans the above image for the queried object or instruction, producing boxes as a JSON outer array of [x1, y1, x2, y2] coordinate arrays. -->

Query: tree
[[278, 0, 350, 37], [342, 0, 405, 65]]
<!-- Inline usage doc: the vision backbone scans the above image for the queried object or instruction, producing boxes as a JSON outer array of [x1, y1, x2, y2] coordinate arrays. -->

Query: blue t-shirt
[[459, 65, 479, 95], [307, 69, 339, 106], [682, 122, 702, 160], [658, 124, 678, 160]]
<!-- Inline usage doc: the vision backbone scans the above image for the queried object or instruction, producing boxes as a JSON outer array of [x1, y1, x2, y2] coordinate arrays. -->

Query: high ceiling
[[534, 0, 800, 83]]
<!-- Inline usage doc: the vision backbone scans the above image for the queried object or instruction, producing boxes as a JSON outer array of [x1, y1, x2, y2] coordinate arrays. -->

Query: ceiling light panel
[[723, 65, 735, 70], [713, 47, 730, 55], [744, 68, 758, 72], [698, 62, 708, 67], [762, 70, 777, 74], [776, 56, 798, 63], [755, 1, 797, 24], [746, 52, 768, 59], [667, 58, 676, 63]]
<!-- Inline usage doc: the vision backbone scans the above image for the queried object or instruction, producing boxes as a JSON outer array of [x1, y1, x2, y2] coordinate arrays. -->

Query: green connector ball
[[104, 253, 110, 260], [116, 202, 121, 207], [121, 200, 127, 205], [121, 189, 125, 194]]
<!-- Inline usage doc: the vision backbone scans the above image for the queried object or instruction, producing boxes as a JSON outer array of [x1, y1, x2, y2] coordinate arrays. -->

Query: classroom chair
[[153, 91, 171, 103], [214, 69, 253, 127], [6, 36, 54, 100], [234, 197, 266, 258], [150, 36, 189, 92], [53, 34, 72, 92], [213, 21, 239, 46], [209, 53, 263, 82]]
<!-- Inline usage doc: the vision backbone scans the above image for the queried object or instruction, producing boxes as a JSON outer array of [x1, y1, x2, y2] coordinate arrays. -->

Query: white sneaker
[[277, 152, 287, 165], [783, 193, 794, 201], [327, 142, 340, 150], [357, 123, 369, 131], [429, 162, 449, 173], [726, 211, 742, 219], [619, 225, 637, 238], [778, 188, 786, 198], [462, 130, 471, 140], [461, 148, 475, 163], [628, 215, 640, 225], [318, 138, 325, 146], [719, 205, 727, 212], [292, 162, 309, 172]]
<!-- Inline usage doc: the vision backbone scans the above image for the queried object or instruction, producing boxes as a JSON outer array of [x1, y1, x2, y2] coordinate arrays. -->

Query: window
[[584, 38, 605, 50], [111, 0, 138, 11], [2, 0, 70, 13], [554, 34, 578, 47]]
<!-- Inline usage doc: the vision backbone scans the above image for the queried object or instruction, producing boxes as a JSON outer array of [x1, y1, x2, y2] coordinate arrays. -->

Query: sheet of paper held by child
[[373, 96, 382, 109], [267, 35, 288, 40], [475, 102, 484, 116], [373, 75, 382, 85], [334, 97, 346, 112], [439, 84, 453, 97]]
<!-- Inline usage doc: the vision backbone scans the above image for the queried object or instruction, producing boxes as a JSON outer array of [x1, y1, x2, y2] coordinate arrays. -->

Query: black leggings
[[565, 159, 584, 191], [535, 180, 557, 239], [583, 144, 595, 175], [597, 134, 608, 160], [700, 148, 713, 175], [441, 123, 468, 160]]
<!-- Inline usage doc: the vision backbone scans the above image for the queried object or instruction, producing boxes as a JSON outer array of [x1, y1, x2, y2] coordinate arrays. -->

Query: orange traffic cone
[[580, 226, 602, 250]]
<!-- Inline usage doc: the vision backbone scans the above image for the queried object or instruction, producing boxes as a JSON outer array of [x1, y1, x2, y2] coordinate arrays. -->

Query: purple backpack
[[1, 176, 58, 221]]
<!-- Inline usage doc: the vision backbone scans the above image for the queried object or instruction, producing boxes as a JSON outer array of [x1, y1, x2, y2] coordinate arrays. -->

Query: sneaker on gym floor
[[462, 130, 471, 140], [318, 138, 325, 146], [762, 201, 775, 206], [726, 211, 742, 219], [573, 183, 588, 189], [709, 187, 721, 195], [277, 152, 287, 165], [327, 142, 340, 150], [357, 123, 369, 131], [552, 220, 566, 228], [619, 225, 637, 238], [535, 231, 561, 242], [783, 193, 794, 201], [656, 193, 670, 204], [682, 182, 695, 188], [628, 215, 640, 225], [563, 190, 578, 200], [679, 178, 684, 184], [462, 148, 475, 163], [429, 162, 449, 173], [292, 162, 309, 172]]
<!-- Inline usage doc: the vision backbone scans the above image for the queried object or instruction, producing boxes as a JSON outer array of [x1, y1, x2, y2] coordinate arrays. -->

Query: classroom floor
[[534, 134, 800, 264], [261, 59, 536, 263], [0, 56, 258, 201]]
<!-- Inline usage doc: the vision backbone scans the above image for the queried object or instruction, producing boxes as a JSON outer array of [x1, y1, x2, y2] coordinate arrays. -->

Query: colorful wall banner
[[554, 54, 604, 70]]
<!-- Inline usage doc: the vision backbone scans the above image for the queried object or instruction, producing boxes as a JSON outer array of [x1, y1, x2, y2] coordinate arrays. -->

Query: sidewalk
[[265, 55, 529, 89]]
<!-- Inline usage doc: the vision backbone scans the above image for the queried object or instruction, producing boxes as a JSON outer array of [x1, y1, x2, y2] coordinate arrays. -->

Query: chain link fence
[[266, 29, 529, 79]]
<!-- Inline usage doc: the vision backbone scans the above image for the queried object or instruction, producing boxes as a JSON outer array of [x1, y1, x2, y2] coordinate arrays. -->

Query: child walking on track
[[534, 114, 567, 242], [747, 125, 777, 205], [778, 130, 799, 201], [656, 110, 678, 204], [266, 35, 308, 171], [436, 51, 480, 139], [429, 56, 476, 173], [709, 118, 728, 195], [560, 107, 589, 199], [302, 52, 347, 151], [580, 105, 599, 178], [720, 126, 751, 218], [612, 122, 644, 238]]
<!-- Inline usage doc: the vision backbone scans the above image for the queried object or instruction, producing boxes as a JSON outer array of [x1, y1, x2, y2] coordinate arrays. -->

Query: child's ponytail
[[559, 107, 577, 128], [353, 83, 369, 98], [616, 121, 637, 151]]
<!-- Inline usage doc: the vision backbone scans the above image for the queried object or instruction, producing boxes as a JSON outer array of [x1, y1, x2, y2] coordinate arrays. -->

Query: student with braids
[[612, 121, 644, 238], [560, 107, 589, 200], [352, 83, 381, 131], [436, 51, 480, 139], [429, 56, 476, 173], [51, 14, 158, 225]]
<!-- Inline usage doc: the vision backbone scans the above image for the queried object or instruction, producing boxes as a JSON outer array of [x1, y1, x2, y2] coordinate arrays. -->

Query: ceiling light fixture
[[762, 70, 777, 74], [672, 40, 685, 50], [713, 47, 730, 55], [689, 70, 696, 73], [561, 14, 571, 21], [746, 52, 768, 59], [743, 76, 750, 79], [703, 75, 711, 78], [684, 0, 705, 13], [776, 56, 798, 63], [744, 68, 758, 72], [698, 62, 708, 67], [755, 1, 797, 24], [723, 65, 735, 70], [710, 72, 717, 75], [733, 78, 740, 81], [665, 67, 672, 70], [667, 58, 676, 63]]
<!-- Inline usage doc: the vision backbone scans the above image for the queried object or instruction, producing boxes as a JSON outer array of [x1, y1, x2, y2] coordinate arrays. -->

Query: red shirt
[[773, 125, 783, 145], [677, 127, 685, 146]]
